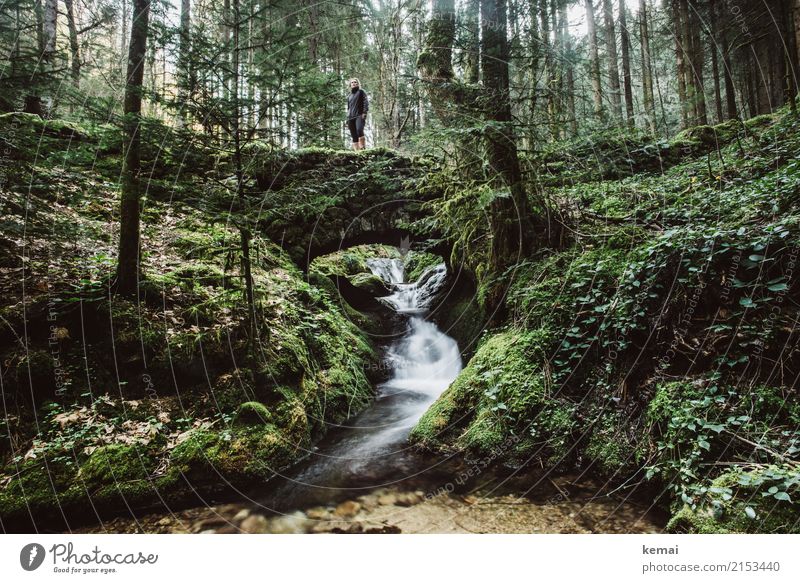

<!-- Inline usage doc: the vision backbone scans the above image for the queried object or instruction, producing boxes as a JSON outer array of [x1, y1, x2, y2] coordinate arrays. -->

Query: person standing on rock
[[347, 78, 369, 151]]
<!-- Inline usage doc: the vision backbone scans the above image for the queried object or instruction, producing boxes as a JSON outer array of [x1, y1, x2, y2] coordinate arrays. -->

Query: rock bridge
[[248, 148, 447, 268]]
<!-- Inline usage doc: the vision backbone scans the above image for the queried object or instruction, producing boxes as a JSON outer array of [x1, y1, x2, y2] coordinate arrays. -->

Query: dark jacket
[[347, 88, 369, 120]]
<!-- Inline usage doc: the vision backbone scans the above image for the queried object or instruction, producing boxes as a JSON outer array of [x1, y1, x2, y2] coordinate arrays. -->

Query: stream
[[76, 258, 667, 534]]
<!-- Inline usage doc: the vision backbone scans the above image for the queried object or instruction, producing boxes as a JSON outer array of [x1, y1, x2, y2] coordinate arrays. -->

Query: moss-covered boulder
[[666, 466, 800, 534], [411, 328, 574, 466], [350, 272, 391, 296], [234, 401, 273, 426]]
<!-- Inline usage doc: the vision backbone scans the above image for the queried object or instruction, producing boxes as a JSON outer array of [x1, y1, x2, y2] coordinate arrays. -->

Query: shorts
[[347, 116, 365, 142]]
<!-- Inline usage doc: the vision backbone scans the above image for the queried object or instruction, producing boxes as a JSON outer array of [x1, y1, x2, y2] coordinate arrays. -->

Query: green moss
[[311, 244, 400, 278], [233, 401, 273, 426], [78, 444, 154, 487], [350, 272, 390, 296], [0, 458, 78, 518], [404, 251, 442, 281], [585, 421, 635, 476], [667, 468, 800, 534], [411, 328, 564, 460]]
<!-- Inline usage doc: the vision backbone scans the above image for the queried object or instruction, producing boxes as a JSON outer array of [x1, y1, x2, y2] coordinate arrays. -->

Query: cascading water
[[261, 257, 462, 509], [367, 259, 462, 433]]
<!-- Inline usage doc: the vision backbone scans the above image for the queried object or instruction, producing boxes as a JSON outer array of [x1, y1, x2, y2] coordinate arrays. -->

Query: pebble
[[305, 507, 330, 520], [233, 509, 251, 522], [239, 514, 269, 534], [334, 500, 361, 517], [268, 512, 310, 534], [395, 492, 423, 507]]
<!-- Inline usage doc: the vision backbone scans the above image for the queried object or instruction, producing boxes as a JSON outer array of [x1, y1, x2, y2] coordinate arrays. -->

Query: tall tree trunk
[[116, 0, 151, 296], [783, 0, 798, 112], [553, 0, 565, 139], [120, 0, 128, 79], [688, 0, 707, 124], [709, 0, 723, 122], [481, 0, 534, 280], [65, 0, 80, 88], [603, 0, 622, 122], [231, 0, 257, 340], [540, 0, 555, 139], [525, 0, 542, 148], [618, 0, 634, 127], [177, 0, 192, 126], [465, 0, 480, 84], [43, 0, 57, 61], [639, 0, 657, 132], [672, 0, 689, 128], [560, 1, 577, 136], [586, 0, 604, 121], [719, 2, 737, 119]]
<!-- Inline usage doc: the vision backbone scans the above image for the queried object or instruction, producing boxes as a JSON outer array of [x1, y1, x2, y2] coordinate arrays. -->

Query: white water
[[352, 258, 463, 445]]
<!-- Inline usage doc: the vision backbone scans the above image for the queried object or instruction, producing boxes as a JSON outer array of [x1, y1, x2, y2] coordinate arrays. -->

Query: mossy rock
[[233, 401, 273, 426], [666, 468, 800, 534], [404, 251, 442, 282], [78, 444, 155, 488], [0, 458, 78, 519], [411, 328, 560, 459], [350, 272, 391, 296]]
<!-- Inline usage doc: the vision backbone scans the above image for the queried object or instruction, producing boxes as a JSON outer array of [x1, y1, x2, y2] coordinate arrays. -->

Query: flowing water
[[257, 259, 463, 511]]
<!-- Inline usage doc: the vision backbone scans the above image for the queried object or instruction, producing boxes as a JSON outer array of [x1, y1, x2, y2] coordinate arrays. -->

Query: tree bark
[[619, 0, 634, 127], [560, 1, 577, 136], [464, 0, 480, 84], [639, 0, 656, 132], [708, 0, 723, 122], [673, 0, 689, 128], [177, 0, 192, 126], [719, 2, 737, 119], [43, 0, 57, 61], [540, 0, 555, 139], [603, 0, 622, 122], [231, 0, 257, 339], [116, 0, 151, 296], [480, 0, 533, 278], [65, 0, 80, 87], [688, 0, 707, 124], [586, 0, 604, 121], [782, 0, 798, 112]]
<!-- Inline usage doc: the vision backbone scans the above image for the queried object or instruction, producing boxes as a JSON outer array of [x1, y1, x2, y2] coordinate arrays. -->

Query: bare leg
[[352, 141, 359, 151], [358, 136, 366, 150]]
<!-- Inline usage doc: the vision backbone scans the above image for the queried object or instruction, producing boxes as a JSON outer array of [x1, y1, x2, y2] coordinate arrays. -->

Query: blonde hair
[[349, 78, 360, 85]]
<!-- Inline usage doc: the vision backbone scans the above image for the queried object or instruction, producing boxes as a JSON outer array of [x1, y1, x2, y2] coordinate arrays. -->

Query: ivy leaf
[[744, 506, 757, 519], [767, 283, 788, 292], [739, 297, 754, 308], [773, 492, 792, 502], [698, 439, 711, 451]]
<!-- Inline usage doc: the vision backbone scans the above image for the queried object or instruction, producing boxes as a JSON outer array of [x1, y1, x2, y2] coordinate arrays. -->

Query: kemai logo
[[20, 543, 46, 571]]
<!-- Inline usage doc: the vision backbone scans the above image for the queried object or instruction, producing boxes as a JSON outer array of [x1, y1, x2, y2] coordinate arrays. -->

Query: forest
[[0, 0, 799, 534]]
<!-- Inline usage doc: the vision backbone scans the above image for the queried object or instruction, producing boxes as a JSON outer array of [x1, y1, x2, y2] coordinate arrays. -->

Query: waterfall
[[368, 259, 462, 406]]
